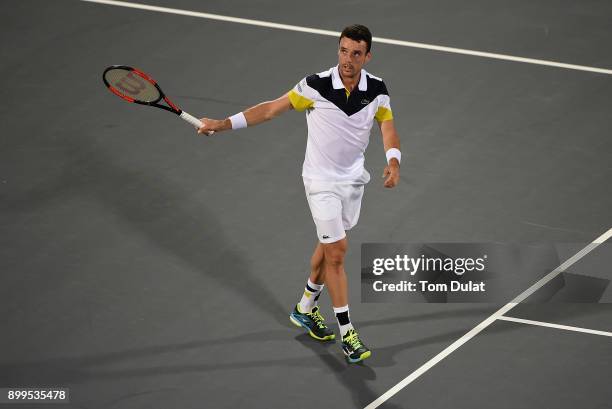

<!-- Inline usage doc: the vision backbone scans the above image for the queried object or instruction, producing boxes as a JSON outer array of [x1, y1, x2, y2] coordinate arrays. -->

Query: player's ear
[[365, 51, 372, 64]]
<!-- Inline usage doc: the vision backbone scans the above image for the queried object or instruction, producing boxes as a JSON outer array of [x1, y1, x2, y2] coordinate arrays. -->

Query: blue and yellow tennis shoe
[[289, 304, 336, 341]]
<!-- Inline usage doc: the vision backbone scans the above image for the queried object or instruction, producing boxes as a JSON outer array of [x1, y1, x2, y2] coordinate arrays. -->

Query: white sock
[[298, 279, 324, 313], [333, 305, 354, 337]]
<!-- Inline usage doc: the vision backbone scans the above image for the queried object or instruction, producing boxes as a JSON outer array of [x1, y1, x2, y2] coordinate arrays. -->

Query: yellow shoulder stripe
[[375, 106, 393, 122], [288, 89, 314, 112]]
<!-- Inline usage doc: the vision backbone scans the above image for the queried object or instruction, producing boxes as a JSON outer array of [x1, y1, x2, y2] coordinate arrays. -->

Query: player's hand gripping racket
[[102, 65, 212, 134]]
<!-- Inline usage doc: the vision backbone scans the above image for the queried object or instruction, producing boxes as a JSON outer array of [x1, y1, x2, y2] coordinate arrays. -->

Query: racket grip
[[180, 111, 203, 128]]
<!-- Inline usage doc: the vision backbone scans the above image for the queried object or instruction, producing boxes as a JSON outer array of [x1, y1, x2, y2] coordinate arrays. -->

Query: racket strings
[[104, 68, 160, 102]]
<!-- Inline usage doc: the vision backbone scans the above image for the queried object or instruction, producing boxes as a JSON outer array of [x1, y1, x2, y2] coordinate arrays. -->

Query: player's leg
[[289, 241, 335, 341], [291, 179, 346, 341], [306, 241, 326, 309], [297, 242, 325, 313], [322, 236, 370, 363], [309, 241, 325, 285], [321, 237, 348, 307], [330, 183, 371, 363]]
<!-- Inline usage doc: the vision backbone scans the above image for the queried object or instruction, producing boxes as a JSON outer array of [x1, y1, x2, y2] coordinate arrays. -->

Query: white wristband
[[386, 148, 401, 165], [229, 112, 247, 129]]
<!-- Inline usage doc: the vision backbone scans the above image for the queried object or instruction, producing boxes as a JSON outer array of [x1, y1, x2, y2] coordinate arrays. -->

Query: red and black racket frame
[[102, 65, 182, 114]]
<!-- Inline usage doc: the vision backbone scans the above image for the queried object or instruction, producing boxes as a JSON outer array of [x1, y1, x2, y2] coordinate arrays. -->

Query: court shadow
[[0, 307, 496, 407], [0, 304, 558, 383], [293, 334, 404, 409], [1, 140, 288, 326], [85, 147, 288, 325], [1, 302, 604, 408], [358, 306, 496, 328]]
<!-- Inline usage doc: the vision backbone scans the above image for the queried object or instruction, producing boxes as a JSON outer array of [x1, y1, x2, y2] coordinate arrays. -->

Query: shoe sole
[[289, 314, 336, 341], [346, 350, 372, 364]]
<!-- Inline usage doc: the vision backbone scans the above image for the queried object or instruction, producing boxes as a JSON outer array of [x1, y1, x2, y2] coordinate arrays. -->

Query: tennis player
[[197, 24, 400, 363]]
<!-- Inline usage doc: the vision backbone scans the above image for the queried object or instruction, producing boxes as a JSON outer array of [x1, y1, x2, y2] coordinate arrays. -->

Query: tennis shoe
[[341, 329, 371, 363], [289, 304, 335, 341]]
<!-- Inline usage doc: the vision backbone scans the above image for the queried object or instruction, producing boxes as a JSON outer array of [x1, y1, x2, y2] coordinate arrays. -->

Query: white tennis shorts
[[303, 178, 366, 244]]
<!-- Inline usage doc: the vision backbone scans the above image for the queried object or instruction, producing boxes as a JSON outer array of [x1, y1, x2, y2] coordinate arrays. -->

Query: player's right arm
[[197, 77, 315, 134], [197, 93, 294, 134]]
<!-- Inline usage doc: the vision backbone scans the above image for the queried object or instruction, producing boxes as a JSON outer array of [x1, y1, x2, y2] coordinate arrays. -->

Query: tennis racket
[[102, 65, 212, 133]]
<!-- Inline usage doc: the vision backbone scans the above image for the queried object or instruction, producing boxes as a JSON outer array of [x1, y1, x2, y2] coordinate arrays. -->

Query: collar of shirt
[[331, 65, 368, 92]]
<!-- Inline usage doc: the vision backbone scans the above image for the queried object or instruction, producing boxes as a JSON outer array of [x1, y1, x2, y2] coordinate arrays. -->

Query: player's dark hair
[[339, 24, 372, 53]]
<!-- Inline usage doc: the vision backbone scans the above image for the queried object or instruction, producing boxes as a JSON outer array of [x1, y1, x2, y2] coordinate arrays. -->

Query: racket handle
[[180, 111, 203, 128], [180, 111, 215, 135]]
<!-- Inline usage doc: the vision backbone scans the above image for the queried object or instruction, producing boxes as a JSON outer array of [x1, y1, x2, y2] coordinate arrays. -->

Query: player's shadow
[[1, 138, 287, 326], [292, 334, 403, 409], [2, 303, 607, 407], [0, 307, 489, 385], [0, 306, 496, 407]]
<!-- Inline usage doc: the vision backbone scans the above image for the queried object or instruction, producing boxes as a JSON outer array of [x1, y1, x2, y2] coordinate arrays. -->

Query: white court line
[[498, 316, 612, 338], [365, 227, 612, 409], [80, 0, 612, 75]]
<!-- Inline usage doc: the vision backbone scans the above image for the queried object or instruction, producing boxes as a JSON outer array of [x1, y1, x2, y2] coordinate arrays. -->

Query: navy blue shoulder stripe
[[305, 73, 389, 116], [365, 75, 389, 97]]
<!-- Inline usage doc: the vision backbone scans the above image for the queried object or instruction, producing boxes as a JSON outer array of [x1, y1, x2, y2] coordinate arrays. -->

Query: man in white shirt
[[198, 25, 401, 363]]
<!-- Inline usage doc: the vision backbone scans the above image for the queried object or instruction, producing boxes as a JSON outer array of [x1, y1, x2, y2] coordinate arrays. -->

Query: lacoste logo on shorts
[[322, 235, 330, 239], [361, 99, 369, 105]]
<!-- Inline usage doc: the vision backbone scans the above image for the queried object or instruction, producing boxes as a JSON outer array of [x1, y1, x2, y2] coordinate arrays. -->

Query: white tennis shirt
[[288, 65, 393, 183]]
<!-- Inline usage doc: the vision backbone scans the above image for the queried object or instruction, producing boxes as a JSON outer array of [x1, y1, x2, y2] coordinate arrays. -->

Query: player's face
[[338, 37, 372, 79]]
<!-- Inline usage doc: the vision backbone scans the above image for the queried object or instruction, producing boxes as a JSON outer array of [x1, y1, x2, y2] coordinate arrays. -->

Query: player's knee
[[323, 242, 346, 267], [325, 257, 344, 270]]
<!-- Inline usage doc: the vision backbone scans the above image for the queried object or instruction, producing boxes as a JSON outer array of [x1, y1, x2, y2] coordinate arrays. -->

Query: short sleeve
[[288, 77, 315, 112], [375, 83, 393, 122]]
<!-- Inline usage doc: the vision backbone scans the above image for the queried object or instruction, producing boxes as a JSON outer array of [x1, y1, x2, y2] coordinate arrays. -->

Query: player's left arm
[[379, 119, 401, 188]]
